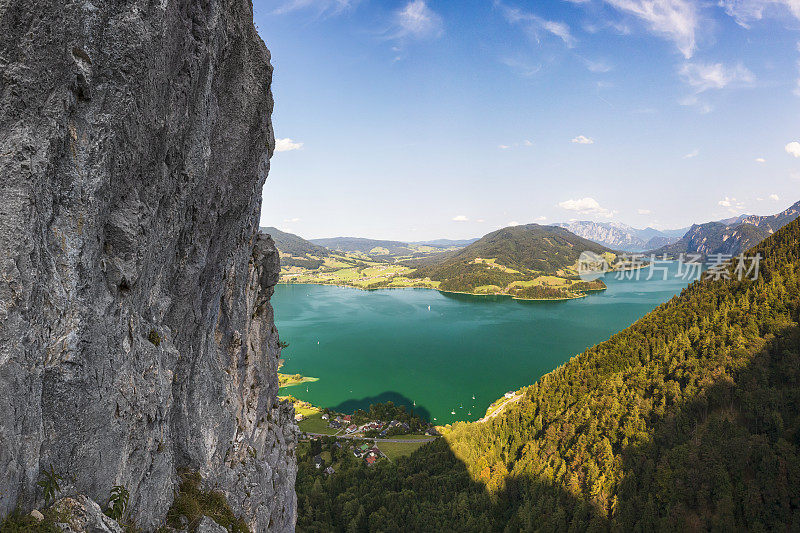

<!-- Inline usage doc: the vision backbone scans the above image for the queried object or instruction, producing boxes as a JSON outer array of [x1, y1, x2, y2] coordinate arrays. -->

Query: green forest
[[296, 217, 800, 531]]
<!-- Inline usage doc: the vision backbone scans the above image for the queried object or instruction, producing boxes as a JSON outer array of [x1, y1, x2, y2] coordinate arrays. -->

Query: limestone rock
[[196, 516, 227, 533], [0, 0, 296, 530], [52, 496, 123, 533]]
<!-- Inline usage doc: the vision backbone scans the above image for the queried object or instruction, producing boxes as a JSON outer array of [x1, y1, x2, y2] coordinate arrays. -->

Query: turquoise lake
[[274, 263, 692, 424]]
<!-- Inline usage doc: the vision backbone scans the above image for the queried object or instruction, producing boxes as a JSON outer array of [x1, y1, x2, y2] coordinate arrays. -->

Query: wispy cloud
[[558, 197, 615, 218], [785, 141, 800, 157], [718, 196, 745, 212], [452, 215, 469, 222], [683, 149, 699, 158], [390, 1, 443, 40], [755, 157, 766, 163], [272, 0, 358, 16], [500, 56, 542, 77], [498, 139, 535, 149], [603, 0, 698, 58], [679, 62, 754, 92], [637, 208, 652, 214], [678, 94, 712, 113], [584, 59, 613, 73], [770, 193, 781, 201], [571, 135, 595, 144], [284, 217, 301, 223], [508, 221, 521, 226], [496, 1, 576, 47], [719, 0, 800, 27], [275, 138, 304, 152]]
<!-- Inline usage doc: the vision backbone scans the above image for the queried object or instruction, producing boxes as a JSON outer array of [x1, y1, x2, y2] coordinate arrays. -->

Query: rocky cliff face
[[0, 0, 296, 530]]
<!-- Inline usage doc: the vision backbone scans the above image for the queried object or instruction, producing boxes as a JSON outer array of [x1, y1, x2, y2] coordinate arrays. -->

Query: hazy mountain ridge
[[652, 200, 800, 257], [553, 220, 685, 251], [309, 236, 413, 255]]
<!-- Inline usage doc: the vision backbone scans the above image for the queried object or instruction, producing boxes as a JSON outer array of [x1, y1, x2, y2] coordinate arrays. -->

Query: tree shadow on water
[[329, 391, 431, 422]]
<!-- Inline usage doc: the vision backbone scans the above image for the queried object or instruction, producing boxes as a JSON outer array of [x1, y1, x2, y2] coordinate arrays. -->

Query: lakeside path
[[478, 392, 523, 423], [303, 432, 437, 444]]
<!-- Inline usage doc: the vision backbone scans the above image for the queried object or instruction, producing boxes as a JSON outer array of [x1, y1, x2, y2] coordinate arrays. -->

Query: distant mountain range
[[264, 200, 800, 266], [651, 200, 800, 257], [411, 238, 479, 247], [309, 237, 413, 255], [552, 221, 687, 251]]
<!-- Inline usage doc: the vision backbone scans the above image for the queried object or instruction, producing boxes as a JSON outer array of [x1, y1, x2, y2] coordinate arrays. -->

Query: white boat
[[427, 305, 430, 310], [472, 394, 476, 400], [451, 410, 455, 415]]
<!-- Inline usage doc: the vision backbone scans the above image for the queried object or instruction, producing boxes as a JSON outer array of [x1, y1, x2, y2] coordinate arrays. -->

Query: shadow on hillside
[[329, 391, 432, 422], [298, 390, 607, 531], [298, 326, 800, 531], [614, 324, 800, 530]]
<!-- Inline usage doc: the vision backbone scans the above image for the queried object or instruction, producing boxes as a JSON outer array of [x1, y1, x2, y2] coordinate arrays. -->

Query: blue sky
[[255, 0, 800, 240]]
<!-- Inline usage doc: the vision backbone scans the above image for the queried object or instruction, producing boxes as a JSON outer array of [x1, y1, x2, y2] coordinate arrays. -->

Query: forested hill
[[409, 224, 612, 291], [309, 236, 412, 255], [296, 217, 800, 531], [261, 226, 330, 257]]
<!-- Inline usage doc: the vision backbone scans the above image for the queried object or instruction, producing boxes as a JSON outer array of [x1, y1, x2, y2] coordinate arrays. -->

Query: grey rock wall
[[0, 0, 296, 530]]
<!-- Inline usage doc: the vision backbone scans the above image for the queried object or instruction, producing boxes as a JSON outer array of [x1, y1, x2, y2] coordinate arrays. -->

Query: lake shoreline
[[277, 281, 605, 301]]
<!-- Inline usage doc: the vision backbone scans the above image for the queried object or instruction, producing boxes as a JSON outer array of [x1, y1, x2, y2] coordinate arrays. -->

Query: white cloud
[[585, 59, 613, 73], [719, 0, 800, 27], [679, 94, 713, 113], [786, 141, 800, 157], [272, 0, 357, 16], [499, 139, 535, 149], [497, 2, 576, 47], [770, 193, 780, 201], [392, 1, 443, 39], [603, 0, 698, 58], [500, 56, 542, 77], [284, 217, 301, 223], [718, 196, 745, 211], [533, 215, 547, 221], [508, 221, 521, 226], [683, 149, 699, 158], [275, 138, 304, 152], [452, 215, 469, 222], [571, 135, 594, 144], [679, 62, 754, 92], [755, 157, 766, 163], [637, 208, 652, 215], [558, 197, 615, 218], [477, 218, 486, 223]]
